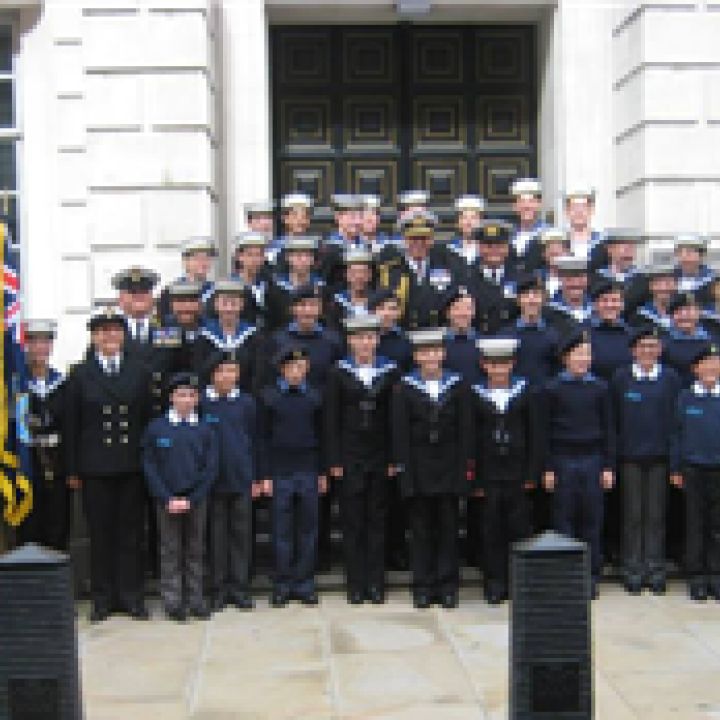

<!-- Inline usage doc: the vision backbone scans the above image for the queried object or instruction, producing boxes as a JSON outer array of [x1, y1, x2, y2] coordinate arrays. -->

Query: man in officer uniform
[[270, 192, 314, 268], [544, 255, 593, 336], [65, 306, 151, 622], [16, 319, 70, 551], [158, 236, 217, 321], [509, 178, 546, 275], [320, 194, 363, 288], [358, 194, 395, 254], [377, 209, 451, 330], [164, 279, 203, 373]]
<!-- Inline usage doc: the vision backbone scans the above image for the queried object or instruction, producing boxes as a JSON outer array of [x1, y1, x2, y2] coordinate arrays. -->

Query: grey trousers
[[621, 461, 667, 584], [157, 499, 208, 611], [210, 492, 252, 597]]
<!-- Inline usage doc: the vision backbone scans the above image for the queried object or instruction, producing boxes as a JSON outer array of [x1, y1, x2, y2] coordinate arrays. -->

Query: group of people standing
[[12, 178, 720, 622]]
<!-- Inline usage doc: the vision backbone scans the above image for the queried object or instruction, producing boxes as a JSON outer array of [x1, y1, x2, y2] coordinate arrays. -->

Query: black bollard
[[510, 531, 592, 719], [0, 543, 82, 720]]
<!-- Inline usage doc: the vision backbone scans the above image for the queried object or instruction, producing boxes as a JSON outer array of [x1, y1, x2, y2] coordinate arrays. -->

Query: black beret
[[515, 272, 545, 296], [204, 349, 243, 378], [667, 291, 699, 315], [368, 288, 399, 311], [629, 325, 661, 347], [590, 278, 623, 301], [691, 342, 720, 366], [167, 372, 199, 394], [558, 328, 590, 358], [290, 284, 322, 304], [442, 285, 474, 313], [273, 343, 309, 369]]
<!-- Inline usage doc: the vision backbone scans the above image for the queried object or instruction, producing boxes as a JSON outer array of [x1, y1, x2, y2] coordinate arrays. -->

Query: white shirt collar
[[632, 363, 661, 381], [168, 408, 199, 425], [96, 352, 121, 374], [205, 386, 240, 401], [692, 382, 720, 398]]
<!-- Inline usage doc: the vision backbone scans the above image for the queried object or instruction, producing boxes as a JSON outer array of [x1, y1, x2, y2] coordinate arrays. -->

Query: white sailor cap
[[284, 235, 320, 252], [564, 185, 596, 202], [234, 231, 269, 250], [360, 194, 382, 211], [604, 228, 644, 244], [281, 192, 314, 210], [331, 194, 363, 211], [244, 200, 275, 216], [641, 263, 676, 278], [454, 195, 486, 213], [539, 227, 568, 246], [343, 247, 374, 265], [674, 233, 707, 251], [24, 319, 57, 337], [214, 278, 245, 295], [343, 315, 381, 334], [510, 178, 542, 198], [555, 254, 588, 274], [182, 236, 218, 257], [476, 337, 519, 359], [408, 327, 446, 347], [167, 279, 202, 298], [397, 189, 429, 208]]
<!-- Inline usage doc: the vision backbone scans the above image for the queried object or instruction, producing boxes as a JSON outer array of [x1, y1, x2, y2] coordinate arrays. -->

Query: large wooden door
[[271, 24, 536, 232]]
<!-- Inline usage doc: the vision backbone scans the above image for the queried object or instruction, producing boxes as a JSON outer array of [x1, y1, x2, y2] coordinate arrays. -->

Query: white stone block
[[707, 183, 720, 234], [55, 313, 90, 370], [61, 257, 92, 311], [82, 12, 143, 69], [644, 68, 701, 123], [55, 204, 89, 255], [646, 182, 702, 233], [615, 129, 644, 191], [151, 130, 213, 185], [56, 96, 86, 148], [91, 249, 170, 300], [86, 74, 144, 128], [644, 10, 720, 65], [88, 191, 144, 247], [87, 131, 157, 186], [145, 71, 210, 127], [146, 10, 208, 68], [51, 43, 84, 96], [145, 188, 213, 247], [57, 150, 87, 202], [704, 70, 720, 123]]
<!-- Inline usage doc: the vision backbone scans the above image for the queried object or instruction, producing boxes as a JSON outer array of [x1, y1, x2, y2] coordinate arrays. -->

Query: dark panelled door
[[271, 24, 536, 231]]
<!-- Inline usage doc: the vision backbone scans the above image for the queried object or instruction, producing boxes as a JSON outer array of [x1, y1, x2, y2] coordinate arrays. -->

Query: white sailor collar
[[168, 409, 199, 425], [402, 370, 461, 400], [692, 381, 720, 398], [205, 386, 241, 401], [27, 368, 65, 399], [631, 363, 661, 381], [338, 357, 396, 386], [471, 377, 527, 413]]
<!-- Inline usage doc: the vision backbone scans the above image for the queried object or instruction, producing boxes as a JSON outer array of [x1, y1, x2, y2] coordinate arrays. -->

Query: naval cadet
[[232, 231, 272, 330], [630, 263, 677, 331], [544, 254, 593, 336], [594, 228, 647, 317], [444, 195, 485, 282], [674, 233, 716, 307], [244, 200, 275, 236], [509, 178, 546, 275]]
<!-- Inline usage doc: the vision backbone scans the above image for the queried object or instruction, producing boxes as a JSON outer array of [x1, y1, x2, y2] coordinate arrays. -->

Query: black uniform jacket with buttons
[[465, 378, 543, 490], [391, 371, 468, 498], [324, 357, 399, 478], [466, 268, 519, 335], [27, 368, 67, 482], [64, 351, 151, 477]]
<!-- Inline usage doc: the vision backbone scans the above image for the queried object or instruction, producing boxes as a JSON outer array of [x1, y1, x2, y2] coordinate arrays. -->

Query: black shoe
[[299, 591, 319, 606], [690, 584, 708, 602], [188, 604, 211, 620], [625, 579, 642, 595], [387, 551, 409, 571], [129, 603, 150, 621], [366, 587, 385, 605], [230, 593, 255, 610], [90, 604, 110, 623], [166, 607, 186, 622], [413, 593, 430, 609], [709, 585, 720, 602], [649, 579, 666, 596], [591, 580, 599, 600], [440, 592, 458, 609], [485, 590, 502, 605], [271, 590, 289, 608], [211, 594, 227, 612], [348, 590, 364, 605]]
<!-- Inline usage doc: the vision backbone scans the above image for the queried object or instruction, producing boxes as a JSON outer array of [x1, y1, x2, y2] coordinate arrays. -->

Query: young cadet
[[377, 209, 451, 330], [631, 264, 677, 331], [594, 228, 646, 317], [258, 345, 326, 607], [358, 194, 395, 254], [325, 315, 398, 604], [392, 328, 466, 609], [319, 194, 363, 289], [444, 195, 485, 282], [17, 320, 69, 551], [670, 343, 720, 601], [326, 248, 375, 329], [470, 219, 519, 336], [371, 289, 413, 372], [563, 186, 607, 270], [589, 278, 632, 382], [544, 255, 593, 336], [542, 330, 615, 598], [396, 189, 430, 222], [232, 231, 271, 329], [509, 178, 545, 275], [195, 278, 259, 388], [467, 338, 541, 604], [443, 285, 482, 386], [158, 236, 217, 322], [142, 372, 218, 621], [201, 351, 259, 612], [610, 326, 680, 594], [502, 273, 559, 387], [65, 307, 151, 622], [266, 235, 325, 330], [662, 291, 714, 387], [244, 200, 275, 235], [538, 227, 569, 299], [674, 233, 715, 306]]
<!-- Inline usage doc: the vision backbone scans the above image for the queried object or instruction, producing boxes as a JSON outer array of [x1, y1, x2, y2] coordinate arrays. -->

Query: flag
[[0, 217, 32, 526]]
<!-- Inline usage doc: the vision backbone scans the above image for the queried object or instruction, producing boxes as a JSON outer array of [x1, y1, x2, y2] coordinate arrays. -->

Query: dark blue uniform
[[543, 371, 615, 583], [501, 318, 560, 387], [444, 329, 482, 385], [662, 325, 713, 387], [377, 326, 413, 372], [258, 379, 324, 600], [589, 319, 632, 382], [201, 387, 259, 604]]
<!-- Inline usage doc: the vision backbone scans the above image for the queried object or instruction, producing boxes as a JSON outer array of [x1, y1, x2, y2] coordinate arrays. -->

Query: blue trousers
[[552, 454, 604, 578], [272, 471, 318, 596]]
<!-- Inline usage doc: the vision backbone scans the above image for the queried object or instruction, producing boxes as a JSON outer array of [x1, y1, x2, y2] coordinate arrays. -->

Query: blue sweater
[[543, 372, 615, 471], [200, 387, 258, 494], [610, 364, 681, 461], [142, 414, 218, 504], [501, 319, 559, 386], [444, 330, 482, 385], [590, 320, 632, 382], [662, 326, 712, 387], [670, 384, 720, 471], [257, 380, 324, 477]]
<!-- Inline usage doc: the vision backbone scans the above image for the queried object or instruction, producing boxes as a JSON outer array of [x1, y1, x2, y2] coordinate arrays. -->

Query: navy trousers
[[272, 471, 318, 596], [552, 453, 604, 578]]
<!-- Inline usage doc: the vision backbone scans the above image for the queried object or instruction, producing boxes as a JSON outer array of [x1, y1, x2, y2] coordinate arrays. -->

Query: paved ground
[[78, 581, 720, 720]]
